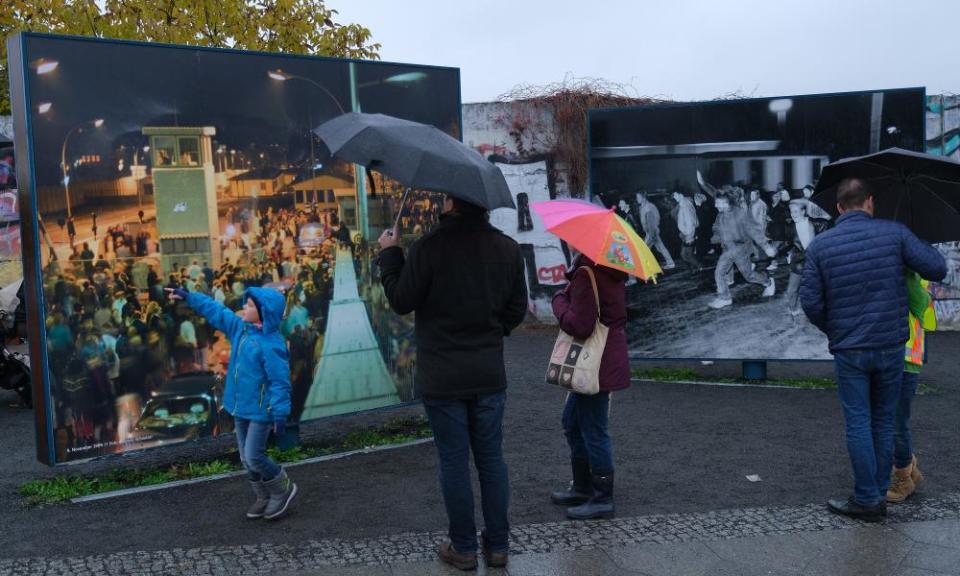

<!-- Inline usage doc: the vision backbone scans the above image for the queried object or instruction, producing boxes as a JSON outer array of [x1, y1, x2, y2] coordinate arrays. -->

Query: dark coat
[[800, 211, 946, 353], [781, 217, 829, 275], [379, 213, 528, 398], [551, 256, 630, 392], [767, 202, 790, 242]]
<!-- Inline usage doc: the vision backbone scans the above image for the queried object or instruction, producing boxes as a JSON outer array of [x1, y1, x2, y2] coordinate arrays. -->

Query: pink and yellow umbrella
[[531, 199, 661, 281]]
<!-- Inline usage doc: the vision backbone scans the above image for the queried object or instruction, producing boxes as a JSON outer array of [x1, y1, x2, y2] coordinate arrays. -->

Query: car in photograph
[[298, 222, 326, 248], [133, 372, 233, 444]]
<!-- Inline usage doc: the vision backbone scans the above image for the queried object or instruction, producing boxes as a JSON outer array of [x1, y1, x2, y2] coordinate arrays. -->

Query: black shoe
[[551, 483, 591, 506], [567, 472, 615, 520], [827, 497, 887, 523], [551, 458, 592, 505]]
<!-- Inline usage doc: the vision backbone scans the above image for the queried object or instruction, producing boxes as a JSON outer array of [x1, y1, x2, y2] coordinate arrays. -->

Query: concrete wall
[[464, 102, 571, 323]]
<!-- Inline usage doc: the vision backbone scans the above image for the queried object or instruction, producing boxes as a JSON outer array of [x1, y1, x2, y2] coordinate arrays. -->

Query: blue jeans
[[834, 347, 903, 506], [422, 392, 509, 555], [562, 391, 613, 474], [235, 418, 280, 481], [894, 371, 919, 469]]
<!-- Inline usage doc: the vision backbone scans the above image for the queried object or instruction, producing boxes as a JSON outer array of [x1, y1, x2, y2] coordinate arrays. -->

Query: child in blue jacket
[[167, 285, 297, 520]]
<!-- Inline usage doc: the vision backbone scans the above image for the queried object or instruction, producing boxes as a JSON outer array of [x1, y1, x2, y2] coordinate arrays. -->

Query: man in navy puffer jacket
[[801, 178, 946, 522]]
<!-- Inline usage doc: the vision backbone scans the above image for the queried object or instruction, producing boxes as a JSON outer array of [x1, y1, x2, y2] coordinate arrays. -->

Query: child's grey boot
[[246, 480, 269, 519], [263, 469, 298, 520]]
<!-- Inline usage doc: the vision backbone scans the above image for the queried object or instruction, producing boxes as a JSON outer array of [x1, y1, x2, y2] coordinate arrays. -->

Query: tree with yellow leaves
[[0, 0, 381, 115]]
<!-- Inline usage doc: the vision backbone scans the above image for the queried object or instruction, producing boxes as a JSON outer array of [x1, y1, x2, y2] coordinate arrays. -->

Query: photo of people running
[[589, 88, 927, 360]]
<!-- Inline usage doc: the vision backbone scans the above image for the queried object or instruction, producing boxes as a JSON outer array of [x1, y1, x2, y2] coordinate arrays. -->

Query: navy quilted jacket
[[800, 211, 946, 353]]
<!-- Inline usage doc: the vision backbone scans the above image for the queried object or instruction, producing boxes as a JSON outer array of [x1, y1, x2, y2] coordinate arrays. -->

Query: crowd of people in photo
[[0, 147, 20, 263], [364, 189, 444, 395], [607, 173, 835, 312], [39, 194, 435, 458]]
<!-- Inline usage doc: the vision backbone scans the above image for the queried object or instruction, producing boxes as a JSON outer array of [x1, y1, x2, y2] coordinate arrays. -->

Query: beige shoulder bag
[[545, 267, 608, 395]]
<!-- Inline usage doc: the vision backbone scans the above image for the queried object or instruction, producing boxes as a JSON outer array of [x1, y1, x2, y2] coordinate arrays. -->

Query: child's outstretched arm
[[166, 288, 243, 339]]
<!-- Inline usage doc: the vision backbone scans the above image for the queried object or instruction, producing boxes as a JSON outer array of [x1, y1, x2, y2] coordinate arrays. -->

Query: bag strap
[[579, 266, 601, 319]]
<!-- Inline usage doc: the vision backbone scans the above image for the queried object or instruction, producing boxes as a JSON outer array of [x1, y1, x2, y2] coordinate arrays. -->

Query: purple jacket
[[551, 256, 630, 392]]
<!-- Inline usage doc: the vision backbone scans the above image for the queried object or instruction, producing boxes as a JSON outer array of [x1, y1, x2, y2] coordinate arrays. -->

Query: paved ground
[[3, 497, 960, 575], [1, 330, 959, 574]]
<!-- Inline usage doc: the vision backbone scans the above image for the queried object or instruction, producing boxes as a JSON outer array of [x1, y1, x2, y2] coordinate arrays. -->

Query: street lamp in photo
[[132, 145, 150, 166], [346, 67, 427, 238], [356, 71, 428, 89], [769, 98, 793, 129], [267, 69, 346, 114], [133, 146, 150, 209], [61, 118, 105, 218], [269, 69, 348, 212], [35, 59, 59, 75]]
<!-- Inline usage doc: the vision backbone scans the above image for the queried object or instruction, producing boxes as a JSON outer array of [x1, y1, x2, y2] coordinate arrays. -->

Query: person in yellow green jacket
[[887, 270, 937, 503]]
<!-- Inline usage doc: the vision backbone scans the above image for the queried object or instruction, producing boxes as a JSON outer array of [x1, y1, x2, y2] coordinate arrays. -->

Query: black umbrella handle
[[391, 187, 413, 234]]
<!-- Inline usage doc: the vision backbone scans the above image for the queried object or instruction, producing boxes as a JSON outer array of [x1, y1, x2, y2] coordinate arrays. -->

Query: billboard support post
[[742, 361, 767, 381]]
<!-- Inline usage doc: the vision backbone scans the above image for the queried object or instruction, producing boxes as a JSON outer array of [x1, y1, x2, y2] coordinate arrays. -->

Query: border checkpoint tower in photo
[[142, 126, 221, 273]]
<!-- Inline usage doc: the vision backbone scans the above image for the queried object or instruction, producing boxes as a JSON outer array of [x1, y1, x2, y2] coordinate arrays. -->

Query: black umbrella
[[314, 112, 515, 211], [811, 147, 960, 243]]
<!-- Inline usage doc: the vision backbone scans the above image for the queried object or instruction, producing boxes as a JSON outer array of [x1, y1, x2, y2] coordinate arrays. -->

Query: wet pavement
[[2, 331, 959, 575]]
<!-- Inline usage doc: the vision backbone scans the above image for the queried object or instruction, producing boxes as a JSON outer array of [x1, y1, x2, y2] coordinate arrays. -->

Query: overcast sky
[[336, 0, 958, 104]]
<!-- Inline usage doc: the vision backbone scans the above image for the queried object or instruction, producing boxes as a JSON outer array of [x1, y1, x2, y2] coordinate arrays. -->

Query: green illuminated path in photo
[[301, 247, 400, 420]]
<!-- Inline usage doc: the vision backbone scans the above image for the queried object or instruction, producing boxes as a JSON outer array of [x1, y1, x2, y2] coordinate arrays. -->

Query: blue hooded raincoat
[[185, 287, 291, 422]]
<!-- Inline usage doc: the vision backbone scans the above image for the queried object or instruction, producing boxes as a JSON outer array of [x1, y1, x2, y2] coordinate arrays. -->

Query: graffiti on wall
[[927, 95, 960, 160], [926, 95, 960, 330], [464, 102, 572, 323], [488, 160, 567, 323]]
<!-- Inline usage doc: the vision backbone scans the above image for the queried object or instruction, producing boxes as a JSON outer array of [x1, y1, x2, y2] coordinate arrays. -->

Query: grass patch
[[633, 368, 700, 382], [266, 445, 324, 463], [752, 377, 836, 389], [342, 416, 433, 450], [633, 368, 836, 389], [19, 417, 432, 507], [633, 368, 937, 394]]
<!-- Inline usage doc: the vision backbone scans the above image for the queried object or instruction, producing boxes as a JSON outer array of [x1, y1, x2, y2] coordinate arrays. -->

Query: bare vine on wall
[[496, 77, 666, 197]]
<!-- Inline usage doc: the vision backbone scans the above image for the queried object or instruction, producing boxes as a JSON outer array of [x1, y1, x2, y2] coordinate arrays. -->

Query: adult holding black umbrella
[[801, 153, 949, 522], [315, 112, 527, 570], [809, 148, 960, 507]]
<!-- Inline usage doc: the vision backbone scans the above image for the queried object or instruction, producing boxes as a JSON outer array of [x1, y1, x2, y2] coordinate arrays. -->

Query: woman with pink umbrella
[[533, 199, 659, 520]]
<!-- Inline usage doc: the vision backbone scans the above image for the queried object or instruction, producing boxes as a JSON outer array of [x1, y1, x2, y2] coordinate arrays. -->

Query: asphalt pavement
[[1, 330, 958, 574]]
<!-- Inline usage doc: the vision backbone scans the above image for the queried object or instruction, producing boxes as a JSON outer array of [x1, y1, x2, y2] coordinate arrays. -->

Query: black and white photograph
[[589, 88, 926, 360]]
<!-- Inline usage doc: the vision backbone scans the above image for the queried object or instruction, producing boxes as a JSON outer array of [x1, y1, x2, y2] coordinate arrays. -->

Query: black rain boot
[[551, 458, 592, 505], [567, 472, 614, 520]]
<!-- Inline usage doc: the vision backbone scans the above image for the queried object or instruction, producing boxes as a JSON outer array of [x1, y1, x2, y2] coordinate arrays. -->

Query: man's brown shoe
[[483, 546, 508, 568], [437, 541, 478, 571]]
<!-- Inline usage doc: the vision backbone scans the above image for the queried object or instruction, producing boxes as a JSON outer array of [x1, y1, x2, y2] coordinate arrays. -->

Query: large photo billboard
[[8, 33, 461, 464], [589, 88, 926, 361]]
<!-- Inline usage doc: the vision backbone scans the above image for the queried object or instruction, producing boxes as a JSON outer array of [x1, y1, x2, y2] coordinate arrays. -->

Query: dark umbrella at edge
[[811, 147, 960, 243]]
